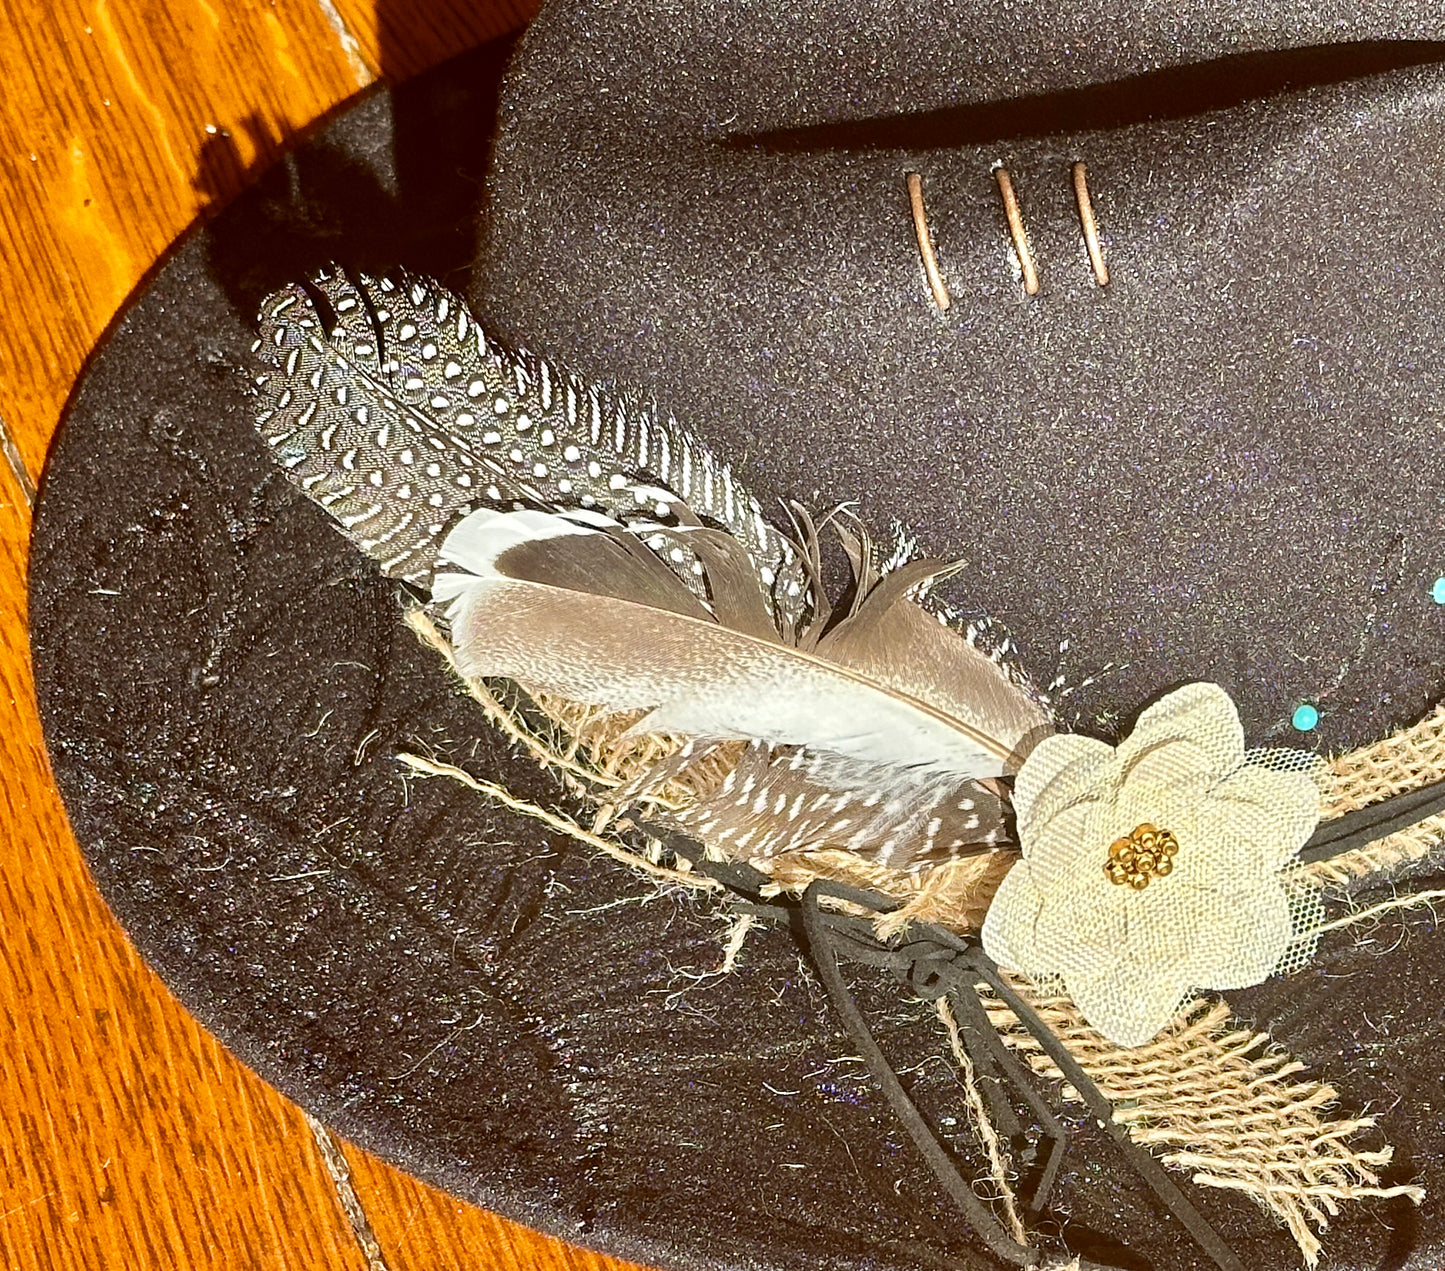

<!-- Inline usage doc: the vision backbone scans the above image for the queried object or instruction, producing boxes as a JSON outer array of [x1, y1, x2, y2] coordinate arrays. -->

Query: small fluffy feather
[[628, 740, 1010, 869]]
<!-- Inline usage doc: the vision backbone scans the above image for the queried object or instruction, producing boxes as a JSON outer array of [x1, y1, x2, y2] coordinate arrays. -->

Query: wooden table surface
[[0, 3, 644, 1268]]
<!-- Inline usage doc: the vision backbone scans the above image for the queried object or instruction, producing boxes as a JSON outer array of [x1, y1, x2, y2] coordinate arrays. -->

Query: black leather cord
[[1299, 777, 1445, 863], [795, 882, 1246, 1271], [942, 979, 1026, 1146], [798, 884, 1041, 1269], [944, 982, 1065, 1214], [641, 831, 1243, 1271], [957, 948, 1246, 1271]]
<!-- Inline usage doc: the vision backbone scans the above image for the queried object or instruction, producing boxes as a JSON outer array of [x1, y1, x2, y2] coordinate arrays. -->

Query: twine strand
[[937, 996, 1028, 1245]]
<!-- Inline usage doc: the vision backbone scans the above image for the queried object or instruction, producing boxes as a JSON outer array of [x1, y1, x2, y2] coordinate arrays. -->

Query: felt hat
[[30, 6, 1445, 1270]]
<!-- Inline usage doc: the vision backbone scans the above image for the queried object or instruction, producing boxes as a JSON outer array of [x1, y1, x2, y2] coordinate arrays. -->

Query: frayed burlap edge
[[983, 990, 1425, 1267], [403, 610, 1438, 1264], [1309, 704, 1445, 885]]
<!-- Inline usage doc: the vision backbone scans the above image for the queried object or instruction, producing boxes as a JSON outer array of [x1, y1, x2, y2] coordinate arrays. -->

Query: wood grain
[[0, 1, 639, 1268], [0, 0, 370, 473], [330, 0, 538, 80]]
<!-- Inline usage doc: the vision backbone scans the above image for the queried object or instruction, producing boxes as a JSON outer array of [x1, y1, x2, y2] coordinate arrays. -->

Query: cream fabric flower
[[982, 683, 1322, 1047]]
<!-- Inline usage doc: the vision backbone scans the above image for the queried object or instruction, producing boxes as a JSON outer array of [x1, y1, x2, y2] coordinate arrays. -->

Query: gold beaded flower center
[[1104, 822, 1180, 890]]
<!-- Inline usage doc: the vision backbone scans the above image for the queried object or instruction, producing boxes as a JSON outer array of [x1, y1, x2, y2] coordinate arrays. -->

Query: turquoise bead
[[1432, 576, 1445, 605], [1292, 703, 1319, 732]]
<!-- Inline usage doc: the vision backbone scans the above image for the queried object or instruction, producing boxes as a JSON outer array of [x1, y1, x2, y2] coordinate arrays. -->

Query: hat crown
[[478, 0, 1445, 750]]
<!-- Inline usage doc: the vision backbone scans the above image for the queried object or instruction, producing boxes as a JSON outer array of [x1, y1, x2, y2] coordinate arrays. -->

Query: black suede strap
[[645, 823, 1247, 1271], [793, 881, 1247, 1271], [1300, 779, 1445, 864]]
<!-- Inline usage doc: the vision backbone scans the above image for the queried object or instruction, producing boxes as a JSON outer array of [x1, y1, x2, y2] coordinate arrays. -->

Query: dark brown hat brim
[[29, 19, 1445, 1271]]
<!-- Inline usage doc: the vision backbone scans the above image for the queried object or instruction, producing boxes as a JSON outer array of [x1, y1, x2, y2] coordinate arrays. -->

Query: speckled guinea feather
[[250, 269, 1053, 873], [630, 740, 1010, 869], [250, 267, 804, 621]]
